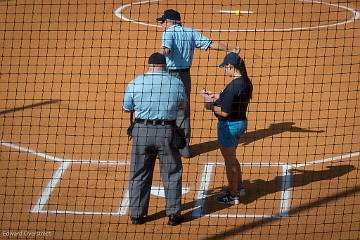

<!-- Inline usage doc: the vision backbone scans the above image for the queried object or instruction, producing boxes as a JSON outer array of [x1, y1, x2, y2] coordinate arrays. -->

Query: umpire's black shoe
[[167, 214, 183, 226], [131, 216, 145, 225]]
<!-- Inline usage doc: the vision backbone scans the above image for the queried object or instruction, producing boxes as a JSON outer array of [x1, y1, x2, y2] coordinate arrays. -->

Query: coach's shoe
[[131, 216, 145, 225], [167, 214, 183, 226], [217, 191, 239, 204], [238, 187, 246, 197], [179, 145, 192, 158]]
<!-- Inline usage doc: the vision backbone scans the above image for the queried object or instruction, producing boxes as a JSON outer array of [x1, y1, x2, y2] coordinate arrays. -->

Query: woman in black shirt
[[203, 53, 253, 204]]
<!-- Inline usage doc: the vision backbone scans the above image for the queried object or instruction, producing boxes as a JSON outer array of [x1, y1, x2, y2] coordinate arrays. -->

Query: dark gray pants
[[129, 123, 183, 218], [169, 69, 191, 156]]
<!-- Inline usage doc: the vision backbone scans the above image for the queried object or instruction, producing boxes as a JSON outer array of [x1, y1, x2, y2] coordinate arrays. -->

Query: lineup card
[[200, 90, 214, 102]]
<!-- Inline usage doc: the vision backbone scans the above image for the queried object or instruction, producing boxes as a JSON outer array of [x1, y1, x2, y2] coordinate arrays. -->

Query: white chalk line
[[0, 140, 129, 215], [1, 140, 359, 217], [3, 139, 357, 169], [201, 162, 291, 219], [118, 189, 129, 215], [114, 0, 360, 32], [279, 165, 292, 217], [114, 0, 159, 28], [0, 140, 127, 166], [31, 162, 70, 213], [206, 214, 279, 218], [293, 152, 360, 168], [219, 10, 253, 14], [192, 163, 215, 217]]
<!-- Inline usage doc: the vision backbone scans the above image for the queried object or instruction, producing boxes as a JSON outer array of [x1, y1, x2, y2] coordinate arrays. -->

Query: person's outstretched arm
[[209, 41, 240, 53]]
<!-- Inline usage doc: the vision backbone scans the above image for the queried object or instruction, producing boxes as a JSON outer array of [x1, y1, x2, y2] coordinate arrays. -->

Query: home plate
[[151, 186, 190, 197]]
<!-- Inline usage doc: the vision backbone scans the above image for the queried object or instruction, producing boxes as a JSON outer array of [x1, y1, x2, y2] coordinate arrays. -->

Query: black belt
[[169, 68, 190, 73], [135, 119, 176, 126]]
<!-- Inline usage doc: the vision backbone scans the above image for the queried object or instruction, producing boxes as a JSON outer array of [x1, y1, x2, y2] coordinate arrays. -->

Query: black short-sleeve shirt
[[214, 76, 253, 121]]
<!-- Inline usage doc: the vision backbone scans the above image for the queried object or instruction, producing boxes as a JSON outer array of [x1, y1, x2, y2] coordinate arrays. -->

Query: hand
[[204, 102, 214, 111], [159, 47, 170, 56], [200, 89, 216, 103], [230, 47, 240, 54]]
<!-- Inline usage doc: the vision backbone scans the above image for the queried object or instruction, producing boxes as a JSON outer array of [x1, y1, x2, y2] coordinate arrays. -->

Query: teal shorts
[[217, 120, 247, 147]]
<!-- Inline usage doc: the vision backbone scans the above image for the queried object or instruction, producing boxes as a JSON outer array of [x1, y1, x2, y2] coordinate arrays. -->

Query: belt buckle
[[161, 120, 165, 126]]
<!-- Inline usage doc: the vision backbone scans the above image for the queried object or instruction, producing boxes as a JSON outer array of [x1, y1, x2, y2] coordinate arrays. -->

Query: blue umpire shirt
[[162, 25, 212, 70], [123, 70, 187, 120]]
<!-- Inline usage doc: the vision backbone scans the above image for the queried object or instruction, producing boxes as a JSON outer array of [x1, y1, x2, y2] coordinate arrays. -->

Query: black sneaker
[[131, 216, 145, 225], [222, 187, 246, 197], [179, 146, 192, 158], [238, 187, 246, 197], [167, 214, 183, 226], [217, 191, 239, 204]]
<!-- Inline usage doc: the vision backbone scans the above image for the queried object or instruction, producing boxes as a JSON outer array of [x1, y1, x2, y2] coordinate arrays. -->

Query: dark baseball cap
[[219, 52, 241, 67], [156, 9, 181, 22], [148, 52, 166, 65]]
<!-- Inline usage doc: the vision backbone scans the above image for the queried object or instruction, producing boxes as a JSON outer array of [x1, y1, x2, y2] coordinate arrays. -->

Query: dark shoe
[[131, 216, 145, 225], [238, 187, 246, 197], [167, 214, 182, 226], [179, 146, 192, 158], [217, 191, 239, 204], [222, 186, 246, 197]]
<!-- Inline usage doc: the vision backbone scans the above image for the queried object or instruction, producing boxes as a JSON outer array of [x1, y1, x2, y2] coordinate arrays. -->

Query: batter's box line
[[0, 140, 359, 218], [192, 162, 292, 219], [29, 161, 291, 218]]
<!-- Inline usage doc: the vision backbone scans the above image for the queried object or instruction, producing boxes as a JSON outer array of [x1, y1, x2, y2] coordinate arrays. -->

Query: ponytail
[[233, 57, 252, 99], [234, 57, 248, 78]]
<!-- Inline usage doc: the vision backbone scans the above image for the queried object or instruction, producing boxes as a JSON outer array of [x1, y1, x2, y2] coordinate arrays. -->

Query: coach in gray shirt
[[123, 53, 187, 226]]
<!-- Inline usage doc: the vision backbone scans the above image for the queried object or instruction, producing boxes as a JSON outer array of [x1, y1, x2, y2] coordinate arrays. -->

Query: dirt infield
[[1, 0, 360, 239]]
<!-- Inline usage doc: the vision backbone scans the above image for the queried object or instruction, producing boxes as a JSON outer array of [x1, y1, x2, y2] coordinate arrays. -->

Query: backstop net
[[1, 0, 359, 239]]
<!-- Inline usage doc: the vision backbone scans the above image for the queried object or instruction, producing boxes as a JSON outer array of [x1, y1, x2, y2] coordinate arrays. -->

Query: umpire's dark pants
[[129, 122, 183, 218], [169, 69, 191, 157]]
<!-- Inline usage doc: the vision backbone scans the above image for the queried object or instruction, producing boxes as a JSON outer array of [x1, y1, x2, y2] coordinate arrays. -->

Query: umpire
[[157, 9, 240, 158], [123, 53, 187, 226]]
